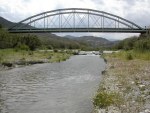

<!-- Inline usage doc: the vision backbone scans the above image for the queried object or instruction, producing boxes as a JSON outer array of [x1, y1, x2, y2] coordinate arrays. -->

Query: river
[[0, 55, 105, 113]]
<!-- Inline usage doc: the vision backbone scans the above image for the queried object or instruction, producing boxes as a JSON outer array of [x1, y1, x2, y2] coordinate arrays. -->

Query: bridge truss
[[9, 8, 147, 33]]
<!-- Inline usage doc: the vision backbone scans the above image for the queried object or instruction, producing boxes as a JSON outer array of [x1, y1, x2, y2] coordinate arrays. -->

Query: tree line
[[114, 35, 150, 52], [0, 27, 90, 50], [0, 29, 41, 50]]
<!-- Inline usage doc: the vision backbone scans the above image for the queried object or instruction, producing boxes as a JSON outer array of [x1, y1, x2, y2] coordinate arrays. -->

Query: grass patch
[[125, 52, 133, 60], [0, 49, 73, 64], [103, 50, 150, 60], [93, 91, 123, 108]]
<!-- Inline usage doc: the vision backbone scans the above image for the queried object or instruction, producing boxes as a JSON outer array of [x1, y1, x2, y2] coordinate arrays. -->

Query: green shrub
[[54, 49, 58, 52], [0, 24, 2, 29], [93, 91, 123, 108], [0, 55, 2, 63], [126, 53, 133, 60], [16, 43, 29, 51], [134, 38, 150, 52], [28, 51, 34, 55]]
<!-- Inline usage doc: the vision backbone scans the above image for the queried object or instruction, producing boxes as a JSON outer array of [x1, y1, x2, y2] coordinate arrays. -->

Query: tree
[[22, 35, 41, 50], [134, 37, 150, 51], [0, 24, 2, 29]]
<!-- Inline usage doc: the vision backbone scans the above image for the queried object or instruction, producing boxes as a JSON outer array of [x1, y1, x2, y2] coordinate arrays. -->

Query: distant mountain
[[64, 35, 77, 39], [20, 33, 89, 49], [66, 35, 119, 47], [0, 16, 33, 29], [0, 16, 16, 28], [29, 33, 119, 49]]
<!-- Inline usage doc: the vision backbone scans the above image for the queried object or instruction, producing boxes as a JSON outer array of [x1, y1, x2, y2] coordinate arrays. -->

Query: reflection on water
[[0, 55, 105, 113]]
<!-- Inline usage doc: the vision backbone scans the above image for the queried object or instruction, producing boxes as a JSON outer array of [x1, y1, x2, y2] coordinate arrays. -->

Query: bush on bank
[[93, 91, 123, 108]]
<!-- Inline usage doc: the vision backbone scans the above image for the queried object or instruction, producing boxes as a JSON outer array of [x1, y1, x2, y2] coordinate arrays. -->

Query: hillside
[[0, 16, 16, 28], [66, 35, 119, 48], [27, 33, 88, 49], [0, 16, 33, 29]]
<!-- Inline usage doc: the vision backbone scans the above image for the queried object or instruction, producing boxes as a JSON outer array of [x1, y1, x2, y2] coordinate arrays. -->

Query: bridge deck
[[9, 28, 147, 33]]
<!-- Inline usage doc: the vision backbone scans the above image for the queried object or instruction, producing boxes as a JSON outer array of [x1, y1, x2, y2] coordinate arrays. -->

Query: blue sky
[[0, 0, 150, 40]]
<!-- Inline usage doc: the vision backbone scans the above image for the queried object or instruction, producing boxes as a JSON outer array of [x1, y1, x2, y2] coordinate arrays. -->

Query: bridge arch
[[9, 8, 146, 33]]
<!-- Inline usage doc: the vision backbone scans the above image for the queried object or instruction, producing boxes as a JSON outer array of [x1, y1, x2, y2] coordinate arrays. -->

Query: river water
[[0, 55, 105, 113]]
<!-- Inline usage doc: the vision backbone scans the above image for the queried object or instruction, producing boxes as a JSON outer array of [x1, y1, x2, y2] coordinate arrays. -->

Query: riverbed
[[0, 55, 105, 113]]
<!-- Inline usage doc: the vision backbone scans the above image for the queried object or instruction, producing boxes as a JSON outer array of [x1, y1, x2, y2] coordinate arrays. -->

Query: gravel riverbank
[[94, 55, 150, 113]]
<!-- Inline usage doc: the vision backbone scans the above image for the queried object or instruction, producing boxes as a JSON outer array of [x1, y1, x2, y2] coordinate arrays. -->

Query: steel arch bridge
[[8, 8, 147, 33]]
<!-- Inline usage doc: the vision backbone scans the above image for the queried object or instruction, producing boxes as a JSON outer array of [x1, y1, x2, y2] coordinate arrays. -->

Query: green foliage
[[43, 39, 82, 50], [21, 35, 41, 50], [54, 49, 58, 52], [113, 35, 150, 60], [134, 38, 150, 52], [115, 35, 150, 52], [125, 52, 133, 60], [115, 36, 138, 50], [0, 53, 3, 63], [106, 50, 150, 60], [0, 49, 73, 65], [28, 51, 34, 55], [0, 28, 100, 51], [38, 34, 92, 50], [47, 45, 53, 49], [93, 91, 123, 108], [0, 30, 41, 50], [16, 43, 29, 51], [0, 24, 2, 29]]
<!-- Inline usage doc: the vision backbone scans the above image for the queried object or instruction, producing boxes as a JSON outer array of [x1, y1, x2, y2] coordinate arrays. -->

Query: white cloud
[[0, 0, 149, 39], [97, 0, 126, 16]]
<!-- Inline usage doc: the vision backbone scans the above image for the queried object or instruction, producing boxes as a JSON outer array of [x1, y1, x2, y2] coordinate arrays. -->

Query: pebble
[[131, 81, 135, 84], [139, 84, 145, 88], [98, 109, 106, 113], [145, 109, 150, 113]]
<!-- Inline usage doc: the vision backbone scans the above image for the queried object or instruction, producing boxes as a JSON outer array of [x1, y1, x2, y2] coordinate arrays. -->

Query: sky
[[0, 0, 150, 40]]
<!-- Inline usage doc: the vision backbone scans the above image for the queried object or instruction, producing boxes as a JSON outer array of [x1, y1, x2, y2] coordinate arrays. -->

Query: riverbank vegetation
[[0, 49, 73, 68], [0, 29, 41, 50], [113, 34, 150, 59], [0, 28, 77, 68], [0, 28, 87, 50], [110, 50, 150, 60], [94, 35, 150, 113]]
